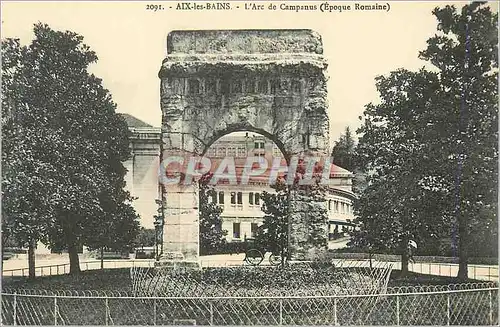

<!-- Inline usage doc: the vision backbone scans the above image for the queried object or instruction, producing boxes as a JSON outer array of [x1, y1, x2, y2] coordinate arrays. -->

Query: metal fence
[[4, 258, 498, 281], [2, 257, 254, 278], [2, 260, 156, 278], [1, 287, 498, 325], [391, 261, 499, 282]]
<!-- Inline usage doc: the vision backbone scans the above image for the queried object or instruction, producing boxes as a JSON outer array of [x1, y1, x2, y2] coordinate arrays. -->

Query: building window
[[209, 190, 217, 204], [272, 146, 282, 157], [328, 200, 332, 211], [237, 147, 246, 157], [218, 192, 224, 204], [217, 147, 226, 157], [188, 79, 200, 94], [207, 147, 216, 157], [227, 147, 236, 157], [231, 192, 236, 204], [334, 201, 339, 213], [233, 223, 241, 239], [251, 223, 258, 238], [248, 192, 260, 206], [254, 141, 265, 149], [237, 192, 242, 204]]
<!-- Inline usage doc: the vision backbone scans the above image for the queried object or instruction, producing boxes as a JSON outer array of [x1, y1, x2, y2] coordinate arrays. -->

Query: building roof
[[119, 113, 153, 128]]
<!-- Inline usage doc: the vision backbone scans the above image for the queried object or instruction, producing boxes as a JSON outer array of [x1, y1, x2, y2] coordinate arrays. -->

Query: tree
[[256, 179, 289, 263], [331, 126, 356, 172], [135, 228, 156, 250], [257, 158, 329, 264], [418, 2, 498, 279], [86, 200, 140, 269], [2, 37, 47, 278], [1, 23, 140, 275], [199, 173, 227, 254], [352, 3, 498, 278], [352, 67, 456, 275], [331, 126, 369, 194]]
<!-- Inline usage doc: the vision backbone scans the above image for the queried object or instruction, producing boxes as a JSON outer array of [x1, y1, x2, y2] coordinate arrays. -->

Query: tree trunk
[[101, 247, 104, 270], [457, 214, 469, 280], [28, 239, 36, 280], [400, 250, 409, 277], [67, 241, 81, 274]]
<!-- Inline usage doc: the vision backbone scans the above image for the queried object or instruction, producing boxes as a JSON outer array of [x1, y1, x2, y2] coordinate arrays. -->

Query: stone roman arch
[[158, 29, 330, 265]]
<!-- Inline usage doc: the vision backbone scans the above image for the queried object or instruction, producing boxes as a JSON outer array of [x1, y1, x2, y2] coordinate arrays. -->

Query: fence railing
[[392, 261, 499, 282], [2, 282, 497, 298], [3, 257, 499, 282], [1, 287, 498, 325], [2, 260, 156, 278], [329, 253, 498, 265]]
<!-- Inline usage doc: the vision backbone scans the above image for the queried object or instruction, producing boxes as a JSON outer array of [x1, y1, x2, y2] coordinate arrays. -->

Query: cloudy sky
[[2, 1, 497, 147]]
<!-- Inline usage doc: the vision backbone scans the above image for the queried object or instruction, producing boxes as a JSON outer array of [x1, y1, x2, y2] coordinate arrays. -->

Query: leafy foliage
[[256, 181, 289, 257], [199, 173, 227, 254], [134, 228, 156, 249], [1, 23, 140, 274], [256, 158, 330, 261]]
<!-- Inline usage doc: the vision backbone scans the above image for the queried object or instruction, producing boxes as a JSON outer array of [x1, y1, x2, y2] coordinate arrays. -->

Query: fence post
[[50, 266, 52, 276], [446, 292, 450, 326], [489, 290, 493, 325], [209, 301, 214, 326], [13, 292, 17, 326], [334, 297, 338, 326], [54, 297, 58, 325], [105, 297, 109, 326], [279, 299, 283, 325], [439, 264, 441, 276], [41, 267, 43, 276], [153, 298, 157, 326], [396, 294, 400, 326], [57, 265, 60, 275]]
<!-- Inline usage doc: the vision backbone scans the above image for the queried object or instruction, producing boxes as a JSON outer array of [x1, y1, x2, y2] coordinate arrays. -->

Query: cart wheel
[[269, 254, 282, 266], [245, 249, 264, 266]]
